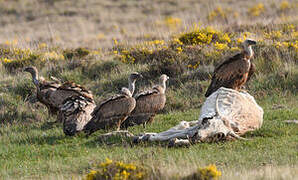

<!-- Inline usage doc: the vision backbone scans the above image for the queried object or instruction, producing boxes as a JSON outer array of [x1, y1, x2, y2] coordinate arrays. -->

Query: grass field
[[0, 0, 297, 179]]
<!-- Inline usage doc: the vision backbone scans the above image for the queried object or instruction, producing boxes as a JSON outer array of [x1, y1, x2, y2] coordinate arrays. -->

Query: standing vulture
[[83, 73, 142, 136], [24, 67, 96, 136], [24, 67, 94, 115], [205, 39, 257, 97], [121, 74, 169, 129], [24, 66, 63, 115]]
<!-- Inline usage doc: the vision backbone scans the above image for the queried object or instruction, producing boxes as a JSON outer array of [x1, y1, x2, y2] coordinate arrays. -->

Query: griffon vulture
[[83, 72, 142, 135], [205, 39, 257, 97], [24, 66, 94, 116], [121, 74, 169, 129]]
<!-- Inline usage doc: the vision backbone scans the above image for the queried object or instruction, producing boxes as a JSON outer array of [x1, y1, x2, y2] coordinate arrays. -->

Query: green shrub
[[183, 164, 222, 180], [63, 47, 90, 59], [178, 27, 232, 45], [85, 158, 147, 180]]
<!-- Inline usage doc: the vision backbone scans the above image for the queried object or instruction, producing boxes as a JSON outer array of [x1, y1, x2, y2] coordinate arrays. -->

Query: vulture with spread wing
[[121, 74, 169, 129], [83, 73, 142, 135], [205, 39, 257, 97]]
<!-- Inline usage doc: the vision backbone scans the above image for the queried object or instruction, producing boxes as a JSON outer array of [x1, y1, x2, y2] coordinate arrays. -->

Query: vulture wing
[[133, 89, 166, 114], [58, 95, 96, 136], [91, 94, 124, 117], [48, 82, 94, 111], [121, 88, 166, 129], [205, 53, 250, 97], [36, 80, 61, 114], [84, 95, 136, 135]]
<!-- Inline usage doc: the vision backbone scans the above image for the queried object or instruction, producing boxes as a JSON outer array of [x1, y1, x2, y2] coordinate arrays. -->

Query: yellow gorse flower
[[176, 47, 183, 54], [280, 1, 290, 11], [164, 17, 182, 29], [248, 3, 265, 16], [214, 42, 228, 50], [85, 158, 146, 180], [219, 33, 231, 43], [43, 51, 65, 61], [2, 58, 13, 64], [274, 42, 282, 48], [207, 7, 227, 21], [198, 164, 222, 180], [85, 170, 98, 180], [38, 43, 47, 49], [264, 30, 283, 40], [100, 157, 113, 167], [179, 26, 232, 45], [291, 31, 298, 39], [230, 47, 241, 51]]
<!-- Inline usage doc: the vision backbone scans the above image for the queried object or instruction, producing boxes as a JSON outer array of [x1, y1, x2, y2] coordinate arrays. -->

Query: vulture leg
[[116, 126, 121, 131]]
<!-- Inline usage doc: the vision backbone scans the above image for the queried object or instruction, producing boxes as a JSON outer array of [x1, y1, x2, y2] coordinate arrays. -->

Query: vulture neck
[[243, 45, 253, 59], [30, 70, 39, 86], [159, 79, 167, 94], [128, 78, 136, 95]]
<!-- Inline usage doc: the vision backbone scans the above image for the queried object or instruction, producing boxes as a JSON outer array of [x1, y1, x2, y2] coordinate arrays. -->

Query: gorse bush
[[183, 164, 222, 180], [85, 158, 147, 180], [84, 161, 222, 180], [0, 47, 42, 72], [178, 26, 231, 45], [63, 47, 90, 59], [0, 23, 297, 111]]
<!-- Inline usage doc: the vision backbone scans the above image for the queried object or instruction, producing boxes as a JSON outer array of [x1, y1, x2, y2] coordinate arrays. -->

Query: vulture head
[[24, 66, 39, 85], [243, 39, 257, 46], [243, 39, 257, 59], [128, 72, 143, 95], [129, 72, 143, 82], [160, 74, 169, 82], [159, 74, 169, 94]]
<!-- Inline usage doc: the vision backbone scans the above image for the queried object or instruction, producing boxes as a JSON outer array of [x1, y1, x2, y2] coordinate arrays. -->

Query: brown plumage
[[24, 66, 95, 119], [58, 95, 96, 136], [83, 73, 142, 135], [205, 39, 257, 97], [51, 82, 94, 108], [24, 66, 62, 114], [121, 74, 169, 129]]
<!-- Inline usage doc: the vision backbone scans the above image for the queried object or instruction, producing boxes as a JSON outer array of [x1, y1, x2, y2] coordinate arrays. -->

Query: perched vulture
[[83, 73, 142, 135], [205, 39, 257, 97], [121, 74, 169, 129]]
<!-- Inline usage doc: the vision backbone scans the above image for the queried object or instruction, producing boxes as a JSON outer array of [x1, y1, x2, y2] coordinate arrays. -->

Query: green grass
[[0, 95, 297, 179], [0, 0, 298, 179]]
